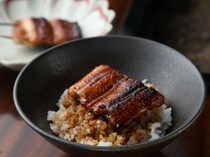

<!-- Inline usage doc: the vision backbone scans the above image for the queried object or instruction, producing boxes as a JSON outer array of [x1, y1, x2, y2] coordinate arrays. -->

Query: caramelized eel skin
[[68, 65, 125, 104], [87, 78, 144, 115], [68, 65, 165, 127], [107, 87, 165, 126]]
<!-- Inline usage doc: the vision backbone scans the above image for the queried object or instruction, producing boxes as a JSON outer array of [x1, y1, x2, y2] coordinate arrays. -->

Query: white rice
[[47, 81, 172, 146]]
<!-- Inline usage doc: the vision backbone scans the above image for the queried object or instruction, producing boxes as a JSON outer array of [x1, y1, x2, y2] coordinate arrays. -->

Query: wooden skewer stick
[[0, 35, 12, 39], [0, 23, 13, 39], [0, 22, 13, 26]]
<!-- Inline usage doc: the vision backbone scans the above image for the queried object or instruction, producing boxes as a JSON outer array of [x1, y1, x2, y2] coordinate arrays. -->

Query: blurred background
[[111, 0, 210, 86]]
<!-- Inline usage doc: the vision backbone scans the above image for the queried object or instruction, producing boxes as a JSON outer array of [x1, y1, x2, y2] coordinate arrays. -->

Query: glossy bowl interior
[[13, 36, 206, 157]]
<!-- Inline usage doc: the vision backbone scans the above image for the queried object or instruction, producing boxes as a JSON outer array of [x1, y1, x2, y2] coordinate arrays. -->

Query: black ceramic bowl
[[13, 36, 206, 157]]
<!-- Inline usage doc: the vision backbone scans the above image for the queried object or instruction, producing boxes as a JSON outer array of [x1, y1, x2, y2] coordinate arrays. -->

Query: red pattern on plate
[[94, 6, 108, 22], [74, 0, 91, 4]]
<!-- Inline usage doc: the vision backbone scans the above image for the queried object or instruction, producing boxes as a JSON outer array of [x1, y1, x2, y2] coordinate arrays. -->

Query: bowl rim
[[13, 35, 207, 151]]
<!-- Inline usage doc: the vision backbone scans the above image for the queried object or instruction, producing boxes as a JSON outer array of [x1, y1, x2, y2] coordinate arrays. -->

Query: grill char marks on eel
[[87, 77, 144, 115], [68, 64, 125, 104], [68, 65, 165, 127], [107, 87, 164, 126]]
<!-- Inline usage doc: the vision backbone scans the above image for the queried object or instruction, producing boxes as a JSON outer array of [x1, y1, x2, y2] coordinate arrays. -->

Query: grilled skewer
[[0, 17, 81, 47], [13, 18, 54, 47]]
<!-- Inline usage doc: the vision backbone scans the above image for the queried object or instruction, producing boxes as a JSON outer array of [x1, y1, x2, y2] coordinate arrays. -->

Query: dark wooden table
[[0, 67, 209, 157]]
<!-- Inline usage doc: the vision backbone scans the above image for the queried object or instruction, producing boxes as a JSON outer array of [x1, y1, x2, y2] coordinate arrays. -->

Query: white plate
[[0, 0, 115, 70]]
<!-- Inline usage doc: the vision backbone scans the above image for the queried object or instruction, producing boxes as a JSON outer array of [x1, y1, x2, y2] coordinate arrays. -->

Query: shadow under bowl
[[13, 36, 206, 157]]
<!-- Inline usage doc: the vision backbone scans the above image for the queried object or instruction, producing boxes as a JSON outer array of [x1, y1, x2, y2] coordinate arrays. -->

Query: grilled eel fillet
[[68, 65, 165, 127]]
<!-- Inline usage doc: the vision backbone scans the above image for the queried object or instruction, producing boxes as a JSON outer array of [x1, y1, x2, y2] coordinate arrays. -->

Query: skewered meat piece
[[12, 17, 81, 47], [50, 19, 81, 45], [13, 18, 53, 47], [68, 64, 165, 127]]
